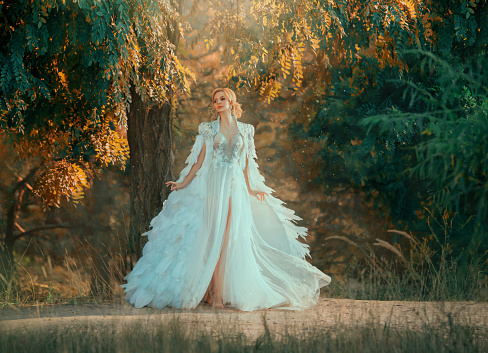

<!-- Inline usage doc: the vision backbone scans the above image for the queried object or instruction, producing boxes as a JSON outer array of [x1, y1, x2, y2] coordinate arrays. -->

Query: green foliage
[[1, 0, 191, 125], [0, 0, 193, 206], [292, 52, 488, 271], [289, 59, 423, 222], [286, 0, 488, 275], [45, 281, 61, 304], [200, 0, 427, 103], [363, 51, 488, 229], [429, 0, 488, 57]]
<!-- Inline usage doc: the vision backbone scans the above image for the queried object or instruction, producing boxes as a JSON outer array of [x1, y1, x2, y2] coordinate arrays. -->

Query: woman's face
[[213, 91, 231, 115]]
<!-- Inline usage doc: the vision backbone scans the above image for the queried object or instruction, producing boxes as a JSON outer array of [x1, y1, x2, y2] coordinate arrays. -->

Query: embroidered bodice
[[213, 130, 245, 164], [195, 115, 255, 171]]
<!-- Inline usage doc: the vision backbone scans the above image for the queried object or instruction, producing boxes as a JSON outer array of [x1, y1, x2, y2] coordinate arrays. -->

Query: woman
[[121, 88, 331, 311]]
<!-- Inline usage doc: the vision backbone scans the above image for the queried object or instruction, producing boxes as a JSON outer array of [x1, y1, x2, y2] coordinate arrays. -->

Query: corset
[[212, 131, 244, 165]]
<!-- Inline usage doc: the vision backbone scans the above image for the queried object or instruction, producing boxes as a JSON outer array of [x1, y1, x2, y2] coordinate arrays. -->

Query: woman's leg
[[209, 197, 232, 308]]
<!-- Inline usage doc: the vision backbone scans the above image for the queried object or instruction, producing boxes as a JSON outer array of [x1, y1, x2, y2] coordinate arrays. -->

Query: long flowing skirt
[[121, 160, 331, 311]]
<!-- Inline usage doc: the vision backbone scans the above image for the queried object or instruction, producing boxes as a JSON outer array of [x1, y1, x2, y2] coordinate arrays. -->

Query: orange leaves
[[34, 160, 90, 208], [57, 69, 68, 89], [251, 0, 283, 28], [11, 125, 71, 163], [259, 78, 282, 104], [214, 0, 425, 107], [322, 12, 332, 34], [232, 0, 330, 100], [423, 12, 435, 44], [402, 0, 419, 20], [279, 47, 292, 80], [347, 66, 367, 97], [419, 2, 446, 45], [204, 38, 214, 51], [90, 115, 129, 169]]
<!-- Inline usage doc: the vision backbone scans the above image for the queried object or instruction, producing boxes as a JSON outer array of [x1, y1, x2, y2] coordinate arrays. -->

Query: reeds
[[0, 238, 126, 306], [324, 224, 488, 301], [2, 205, 487, 305]]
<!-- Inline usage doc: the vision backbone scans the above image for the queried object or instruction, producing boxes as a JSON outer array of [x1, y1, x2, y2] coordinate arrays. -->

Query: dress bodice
[[186, 115, 254, 174], [213, 130, 245, 165]]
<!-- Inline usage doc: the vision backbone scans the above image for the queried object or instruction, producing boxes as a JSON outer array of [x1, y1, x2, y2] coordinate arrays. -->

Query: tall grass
[[1, 315, 486, 353], [2, 204, 487, 306], [0, 239, 126, 307], [325, 217, 488, 301]]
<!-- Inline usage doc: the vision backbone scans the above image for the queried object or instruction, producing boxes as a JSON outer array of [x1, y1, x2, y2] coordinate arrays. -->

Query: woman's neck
[[219, 111, 234, 129]]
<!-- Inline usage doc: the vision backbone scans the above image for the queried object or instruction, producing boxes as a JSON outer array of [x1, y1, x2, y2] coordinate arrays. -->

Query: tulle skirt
[[121, 159, 331, 311]]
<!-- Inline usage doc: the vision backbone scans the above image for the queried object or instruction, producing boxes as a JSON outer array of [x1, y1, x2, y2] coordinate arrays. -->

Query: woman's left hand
[[166, 181, 186, 191], [248, 189, 268, 202]]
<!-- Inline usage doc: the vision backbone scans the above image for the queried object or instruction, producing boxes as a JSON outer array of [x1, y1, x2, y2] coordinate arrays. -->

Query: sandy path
[[1, 298, 487, 340]]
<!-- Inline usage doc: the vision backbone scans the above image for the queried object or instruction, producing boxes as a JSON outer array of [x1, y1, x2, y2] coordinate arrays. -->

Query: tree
[[195, 0, 487, 270], [0, 0, 193, 288], [285, 0, 488, 266]]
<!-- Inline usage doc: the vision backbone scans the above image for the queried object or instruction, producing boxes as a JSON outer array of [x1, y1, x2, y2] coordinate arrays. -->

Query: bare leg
[[202, 286, 213, 305], [210, 197, 232, 308]]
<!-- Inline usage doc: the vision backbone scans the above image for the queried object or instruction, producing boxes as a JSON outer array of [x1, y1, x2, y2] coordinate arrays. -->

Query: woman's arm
[[166, 141, 206, 191], [243, 155, 252, 193], [244, 153, 268, 202]]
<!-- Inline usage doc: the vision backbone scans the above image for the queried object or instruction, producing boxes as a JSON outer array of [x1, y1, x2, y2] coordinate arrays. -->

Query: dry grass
[[324, 225, 488, 301]]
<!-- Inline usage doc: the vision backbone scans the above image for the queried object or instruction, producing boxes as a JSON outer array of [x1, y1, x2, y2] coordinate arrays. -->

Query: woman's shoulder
[[196, 119, 254, 137], [241, 122, 255, 136], [198, 121, 213, 136]]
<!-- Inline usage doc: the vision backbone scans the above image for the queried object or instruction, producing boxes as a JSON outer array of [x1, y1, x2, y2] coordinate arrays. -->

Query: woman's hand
[[166, 181, 186, 191], [248, 189, 268, 202]]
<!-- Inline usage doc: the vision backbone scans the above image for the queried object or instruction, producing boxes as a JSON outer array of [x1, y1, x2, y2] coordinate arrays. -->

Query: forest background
[[0, 0, 487, 305]]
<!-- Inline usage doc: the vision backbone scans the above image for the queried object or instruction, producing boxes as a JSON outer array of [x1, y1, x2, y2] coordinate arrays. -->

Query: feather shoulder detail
[[198, 121, 213, 140]]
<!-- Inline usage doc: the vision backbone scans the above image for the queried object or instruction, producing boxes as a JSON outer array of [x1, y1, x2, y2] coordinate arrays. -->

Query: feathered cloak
[[121, 117, 331, 311]]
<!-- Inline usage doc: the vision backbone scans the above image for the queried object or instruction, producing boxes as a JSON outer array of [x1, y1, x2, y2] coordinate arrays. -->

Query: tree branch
[[13, 223, 111, 242], [14, 166, 40, 192], [13, 224, 73, 241]]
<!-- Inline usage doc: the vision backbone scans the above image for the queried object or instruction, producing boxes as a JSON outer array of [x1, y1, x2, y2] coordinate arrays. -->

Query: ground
[[1, 297, 487, 340]]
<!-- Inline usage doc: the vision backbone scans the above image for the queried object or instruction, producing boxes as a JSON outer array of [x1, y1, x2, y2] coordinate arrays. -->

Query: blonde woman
[[121, 88, 331, 311]]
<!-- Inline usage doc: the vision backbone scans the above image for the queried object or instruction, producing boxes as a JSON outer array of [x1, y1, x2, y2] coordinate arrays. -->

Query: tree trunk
[[127, 93, 175, 262], [0, 167, 38, 292], [1, 187, 20, 292], [0, 239, 15, 294], [126, 0, 181, 265]]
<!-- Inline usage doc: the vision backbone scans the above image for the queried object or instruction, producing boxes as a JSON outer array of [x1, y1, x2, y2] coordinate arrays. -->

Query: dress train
[[121, 116, 331, 311]]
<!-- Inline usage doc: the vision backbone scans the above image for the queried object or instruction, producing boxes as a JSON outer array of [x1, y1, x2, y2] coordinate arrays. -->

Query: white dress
[[121, 115, 331, 311]]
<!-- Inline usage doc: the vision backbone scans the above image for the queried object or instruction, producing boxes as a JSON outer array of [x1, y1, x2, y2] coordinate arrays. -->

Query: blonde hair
[[210, 88, 243, 119]]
